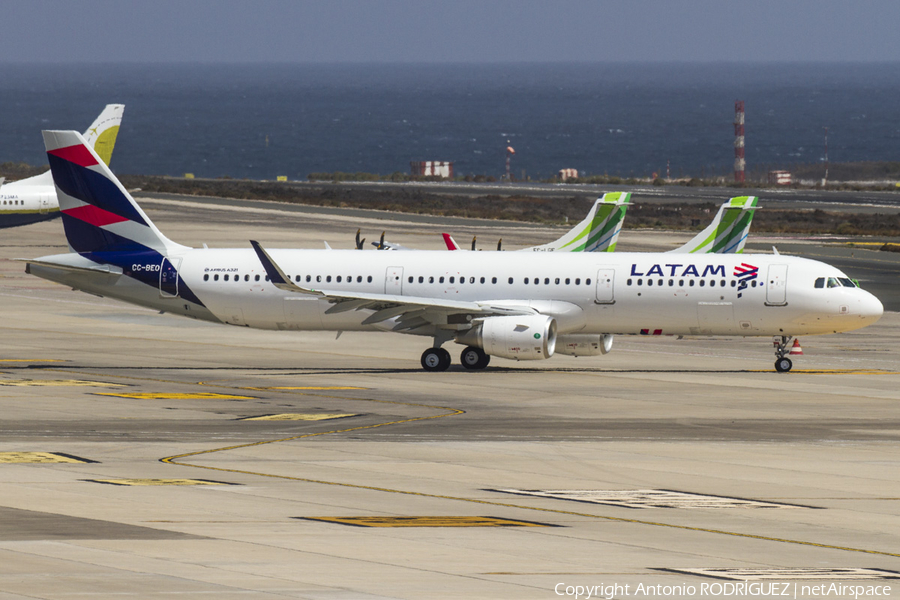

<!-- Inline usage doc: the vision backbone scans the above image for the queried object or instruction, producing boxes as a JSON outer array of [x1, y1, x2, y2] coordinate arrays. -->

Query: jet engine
[[555, 334, 614, 357], [455, 315, 557, 360]]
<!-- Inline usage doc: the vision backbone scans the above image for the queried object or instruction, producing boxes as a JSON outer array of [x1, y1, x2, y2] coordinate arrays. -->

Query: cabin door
[[159, 258, 180, 298], [385, 266, 404, 295], [595, 268, 615, 304], [765, 264, 788, 306]]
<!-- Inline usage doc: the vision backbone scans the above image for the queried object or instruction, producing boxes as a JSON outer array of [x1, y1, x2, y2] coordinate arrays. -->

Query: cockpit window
[[817, 276, 854, 289]]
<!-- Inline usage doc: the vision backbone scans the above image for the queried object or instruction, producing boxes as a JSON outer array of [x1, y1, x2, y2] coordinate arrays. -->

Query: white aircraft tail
[[669, 196, 758, 254], [525, 192, 631, 252], [82, 104, 124, 166]]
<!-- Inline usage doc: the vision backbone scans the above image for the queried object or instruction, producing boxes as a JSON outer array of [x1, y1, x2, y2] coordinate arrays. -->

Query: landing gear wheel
[[460, 346, 490, 370], [775, 357, 793, 373], [421, 347, 451, 372]]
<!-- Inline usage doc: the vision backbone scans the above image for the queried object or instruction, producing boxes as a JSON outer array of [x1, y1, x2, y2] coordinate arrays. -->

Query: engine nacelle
[[455, 315, 557, 360], [555, 334, 614, 357]]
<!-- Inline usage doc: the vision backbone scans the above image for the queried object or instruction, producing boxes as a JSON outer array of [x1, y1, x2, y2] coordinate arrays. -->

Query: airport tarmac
[[0, 198, 899, 599]]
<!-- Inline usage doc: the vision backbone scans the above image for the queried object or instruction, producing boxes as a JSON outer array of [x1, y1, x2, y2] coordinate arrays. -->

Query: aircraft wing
[[250, 241, 534, 330]]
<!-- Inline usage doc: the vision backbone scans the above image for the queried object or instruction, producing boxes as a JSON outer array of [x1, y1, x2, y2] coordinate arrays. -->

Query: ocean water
[[1, 63, 898, 180]]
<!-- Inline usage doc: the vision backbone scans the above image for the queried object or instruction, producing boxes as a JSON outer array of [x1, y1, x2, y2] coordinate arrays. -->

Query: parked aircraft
[[441, 194, 756, 254], [0, 105, 124, 229], [27, 130, 883, 373]]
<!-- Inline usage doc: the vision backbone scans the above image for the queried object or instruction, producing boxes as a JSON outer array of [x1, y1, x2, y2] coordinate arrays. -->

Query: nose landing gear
[[773, 336, 794, 372]]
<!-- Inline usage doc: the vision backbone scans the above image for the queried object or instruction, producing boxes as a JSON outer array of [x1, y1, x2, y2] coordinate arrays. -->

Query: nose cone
[[858, 290, 884, 326]]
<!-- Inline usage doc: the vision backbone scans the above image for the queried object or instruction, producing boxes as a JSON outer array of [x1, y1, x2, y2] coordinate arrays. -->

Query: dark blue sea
[[1, 63, 899, 180]]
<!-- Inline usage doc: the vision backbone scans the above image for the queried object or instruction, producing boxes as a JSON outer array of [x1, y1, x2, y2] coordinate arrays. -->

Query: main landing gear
[[420, 346, 491, 371], [773, 335, 794, 373], [460, 346, 490, 370], [421, 347, 451, 372]]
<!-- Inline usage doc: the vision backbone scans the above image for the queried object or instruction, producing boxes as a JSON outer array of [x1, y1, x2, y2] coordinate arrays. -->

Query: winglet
[[249, 240, 319, 295]]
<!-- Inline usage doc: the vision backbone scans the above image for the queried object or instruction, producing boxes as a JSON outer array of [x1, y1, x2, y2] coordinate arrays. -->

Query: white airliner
[[0, 105, 123, 229], [26, 130, 883, 373]]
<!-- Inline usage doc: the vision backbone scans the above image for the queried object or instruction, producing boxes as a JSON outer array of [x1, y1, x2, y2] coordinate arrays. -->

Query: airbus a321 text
[[26, 131, 883, 372]]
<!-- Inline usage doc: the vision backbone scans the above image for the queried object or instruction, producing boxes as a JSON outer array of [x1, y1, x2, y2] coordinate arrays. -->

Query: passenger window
[[668, 279, 673, 286], [679, 279, 684, 287], [492, 277, 497, 284], [554, 278, 560, 285], [658, 279, 663, 286], [575, 278, 581, 285], [469, 277, 474, 283], [544, 278, 550, 285], [439, 276, 444, 283], [418, 276, 423, 283], [565, 278, 570, 285], [429, 276, 434, 283], [224, 274, 229, 281], [815, 277, 825, 288], [699, 280, 705, 287], [627, 279, 632, 286], [480, 277, 485, 284], [367, 275, 373, 283], [752, 281, 757, 287], [508, 277, 514, 284], [214, 274, 219, 281], [326, 275, 332, 283], [307, 275, 312, 282], [586, 279, 591, 285], [708, 280, 714, 287], [294, 275, 300, 282], [721, 280, 726, 287], [524, 277, 530, 284], [449, 276, 455, 284], [337, 276, 342, 283], [255, 274, 260, 281], [265, 276, 269, 281], [647, 279, 653, 287], [689, 280, 695, 287], [637, 279, 642, 286], [408, 276, 413, 283], [245, 274, 250, 282], [357, 276, 362, 283], [203, 274, 209, 281], [731, 280, 736, 287], [316, 275, 322, 282]]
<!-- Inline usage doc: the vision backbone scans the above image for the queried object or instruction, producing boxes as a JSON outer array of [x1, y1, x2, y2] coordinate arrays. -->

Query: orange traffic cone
[[789, 339, 803, 355]]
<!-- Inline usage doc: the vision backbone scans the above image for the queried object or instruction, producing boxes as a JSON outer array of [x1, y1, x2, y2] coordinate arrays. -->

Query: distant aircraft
[[0, 105, 124, 229], [27, 130, 883, 373], [441, 194, 757, 255], [669, 196, 758, 254]]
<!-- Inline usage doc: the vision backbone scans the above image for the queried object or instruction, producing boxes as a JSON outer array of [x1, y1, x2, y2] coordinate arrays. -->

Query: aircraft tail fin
[[669, 196, 758, 254], [82, 104, 124, 166], [525, 192, 631, 252], [442, 233, 461, 250], [42, 130, 185, 256]]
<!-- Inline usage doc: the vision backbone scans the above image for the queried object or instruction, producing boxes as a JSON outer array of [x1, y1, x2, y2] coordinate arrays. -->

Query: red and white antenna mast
[[734, 100, 745, 183]]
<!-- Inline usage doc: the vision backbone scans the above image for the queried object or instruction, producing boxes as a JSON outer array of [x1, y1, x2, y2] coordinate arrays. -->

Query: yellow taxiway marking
[[304, 516, 550, 528], [47, 368, 891, 560], [0, 379, 125, 387], [253, 386, 368, 391], [0, 359, 64, 363], [242, 413, 359, 421], [89, 478, 230, 486], [96, 392, 256, 400], [0, 452, 95, 464]]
